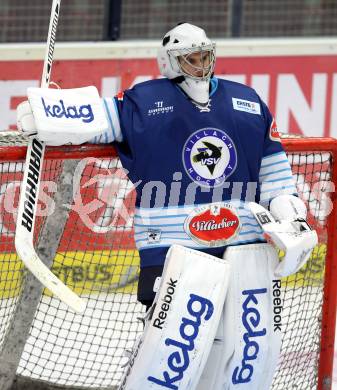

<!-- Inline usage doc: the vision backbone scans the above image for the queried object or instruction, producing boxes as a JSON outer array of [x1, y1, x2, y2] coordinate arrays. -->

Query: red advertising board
[[0, 54, 337, 137]]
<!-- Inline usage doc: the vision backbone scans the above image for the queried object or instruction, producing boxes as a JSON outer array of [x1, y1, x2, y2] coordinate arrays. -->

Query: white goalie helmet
[[157, 23, 216, 105]]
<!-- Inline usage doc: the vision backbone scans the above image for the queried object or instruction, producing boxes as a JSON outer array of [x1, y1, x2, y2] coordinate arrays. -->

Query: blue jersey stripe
[[260, 159, 289, 169], [259, 167, 292, 178], [263, 176, 294, 183], [134, 222, 183, 228], [260, 184, 296, 194], [134, 213, 189, 219], [261, 151, 286, 161]]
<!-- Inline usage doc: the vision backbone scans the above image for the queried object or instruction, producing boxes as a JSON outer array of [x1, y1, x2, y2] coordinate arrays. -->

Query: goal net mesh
[[0, 134, 334, 389]]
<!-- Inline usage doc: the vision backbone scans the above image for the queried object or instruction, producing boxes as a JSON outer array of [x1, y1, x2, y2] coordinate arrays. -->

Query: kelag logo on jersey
[[183, 128, 237, 187]]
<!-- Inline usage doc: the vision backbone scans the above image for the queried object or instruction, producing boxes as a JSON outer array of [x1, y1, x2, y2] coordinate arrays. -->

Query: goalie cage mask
[[157, 23, 216, 105]]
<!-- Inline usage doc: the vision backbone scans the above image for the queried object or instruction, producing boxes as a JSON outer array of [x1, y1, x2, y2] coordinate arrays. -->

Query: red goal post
[[280, 136, 337, 390], [0, 133, 336, 390]]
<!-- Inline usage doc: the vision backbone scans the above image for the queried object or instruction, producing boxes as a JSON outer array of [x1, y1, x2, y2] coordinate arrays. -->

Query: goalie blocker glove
[[249, 195, 318, 277], [17, 86, 108, 146]]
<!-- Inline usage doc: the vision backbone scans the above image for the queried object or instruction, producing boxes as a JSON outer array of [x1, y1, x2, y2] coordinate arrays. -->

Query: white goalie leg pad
[[197, 243, 282, 390], [119, 244, 230, 390]]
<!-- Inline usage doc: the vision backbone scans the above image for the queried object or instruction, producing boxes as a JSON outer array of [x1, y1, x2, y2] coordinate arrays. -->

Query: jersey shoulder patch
[[232, 97, 261, 115], [269, 119, 281, 142], [116, 90, 124, 101]]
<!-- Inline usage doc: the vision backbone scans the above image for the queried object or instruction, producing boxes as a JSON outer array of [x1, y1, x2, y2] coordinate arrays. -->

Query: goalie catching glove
[[17, 86, 108, 146], [249, 194, 318, 277]]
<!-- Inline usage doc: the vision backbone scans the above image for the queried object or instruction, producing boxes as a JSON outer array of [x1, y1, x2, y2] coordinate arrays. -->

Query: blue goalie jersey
[[97, 77, 296, 272]]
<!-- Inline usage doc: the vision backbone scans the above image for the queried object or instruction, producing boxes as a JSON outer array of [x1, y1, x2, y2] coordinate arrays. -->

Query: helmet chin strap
[[177, 77, 210, 106]]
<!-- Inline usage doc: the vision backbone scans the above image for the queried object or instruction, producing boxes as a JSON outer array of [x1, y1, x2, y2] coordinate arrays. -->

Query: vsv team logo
[[41, 97, 94, 123], [183, 128, 237, 187]]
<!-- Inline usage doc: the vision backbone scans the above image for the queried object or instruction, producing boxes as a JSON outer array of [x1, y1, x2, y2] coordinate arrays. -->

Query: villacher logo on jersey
[[184, 203, 241, 247], [148, 100, 174, 116], [41, 97, 95, 123]]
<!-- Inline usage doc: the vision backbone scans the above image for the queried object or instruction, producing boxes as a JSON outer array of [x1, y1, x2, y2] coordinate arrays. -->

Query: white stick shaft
[[41, 0, 61, 88], [15, 0, 85, 313]]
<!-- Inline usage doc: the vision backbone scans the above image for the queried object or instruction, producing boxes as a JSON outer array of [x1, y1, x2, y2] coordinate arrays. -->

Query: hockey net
[[0, 133, 336, 390]]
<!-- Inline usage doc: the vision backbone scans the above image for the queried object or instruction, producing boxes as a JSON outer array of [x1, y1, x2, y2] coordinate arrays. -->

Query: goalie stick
[[15, 0, 85, 313]]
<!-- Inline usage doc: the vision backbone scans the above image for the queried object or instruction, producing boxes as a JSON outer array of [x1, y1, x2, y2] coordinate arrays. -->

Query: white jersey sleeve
[[259, 151, 297, 204], [91, 97, 123, 144], [258, 118, 297, 205]]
